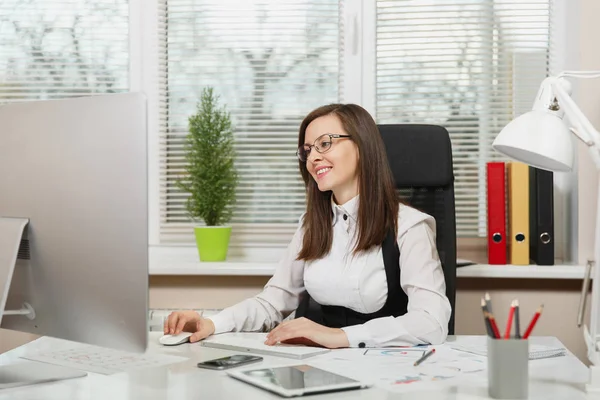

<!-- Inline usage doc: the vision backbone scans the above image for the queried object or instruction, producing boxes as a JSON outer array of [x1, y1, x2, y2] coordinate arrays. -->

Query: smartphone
[[197, 354, 263, 370]]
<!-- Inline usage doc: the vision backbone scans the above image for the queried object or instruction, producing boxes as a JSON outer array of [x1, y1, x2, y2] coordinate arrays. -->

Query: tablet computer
[[228, 364, 371, 397]]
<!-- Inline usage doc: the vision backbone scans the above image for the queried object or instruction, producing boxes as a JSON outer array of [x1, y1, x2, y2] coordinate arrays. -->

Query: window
[[0, 1, 557, 253], [0, 1, 129, 103], [154, 0, 554, 249], [157, 0, 342, 250], [374, 0, 553, 237]]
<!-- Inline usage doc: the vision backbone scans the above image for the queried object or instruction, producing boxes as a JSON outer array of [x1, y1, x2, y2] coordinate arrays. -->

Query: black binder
[[529, 167, 554, 265]]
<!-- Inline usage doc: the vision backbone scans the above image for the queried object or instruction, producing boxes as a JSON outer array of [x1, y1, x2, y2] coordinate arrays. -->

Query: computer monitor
[[0, 93, 148, 357]]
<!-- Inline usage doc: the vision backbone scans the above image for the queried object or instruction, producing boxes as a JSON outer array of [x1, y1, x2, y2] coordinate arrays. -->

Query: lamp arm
[[552, 80, 600, 169], [584, 171, 600, 370], [553, 79, 600, 375]]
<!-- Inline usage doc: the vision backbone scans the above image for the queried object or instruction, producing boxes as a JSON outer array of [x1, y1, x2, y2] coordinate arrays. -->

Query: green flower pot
[[194, 226, 232, 261]]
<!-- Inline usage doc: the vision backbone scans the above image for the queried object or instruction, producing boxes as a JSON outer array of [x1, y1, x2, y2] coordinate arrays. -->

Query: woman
[[164, 104, 452, 349]]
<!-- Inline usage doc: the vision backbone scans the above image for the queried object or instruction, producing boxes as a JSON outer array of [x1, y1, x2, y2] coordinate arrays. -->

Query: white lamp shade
[[492, 110, 573, 172]]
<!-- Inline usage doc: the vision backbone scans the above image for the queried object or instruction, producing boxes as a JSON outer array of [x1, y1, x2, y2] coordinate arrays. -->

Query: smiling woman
[[296, 104, 400, 261], [165, 103, 452, 350]]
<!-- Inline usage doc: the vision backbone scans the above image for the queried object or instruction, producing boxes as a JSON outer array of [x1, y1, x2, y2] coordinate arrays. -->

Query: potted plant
[[177, 87, 238, 261]]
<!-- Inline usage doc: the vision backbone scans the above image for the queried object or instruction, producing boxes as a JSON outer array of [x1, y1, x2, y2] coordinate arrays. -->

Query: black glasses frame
[[296, 134, 351, 162]]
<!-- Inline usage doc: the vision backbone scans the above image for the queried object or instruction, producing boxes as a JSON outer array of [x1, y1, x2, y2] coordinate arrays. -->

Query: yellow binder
[[507, 162, 529, 265]]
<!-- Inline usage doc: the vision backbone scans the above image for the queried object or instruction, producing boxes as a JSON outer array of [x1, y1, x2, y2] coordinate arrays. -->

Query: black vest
[[295, 229, 409, 328]]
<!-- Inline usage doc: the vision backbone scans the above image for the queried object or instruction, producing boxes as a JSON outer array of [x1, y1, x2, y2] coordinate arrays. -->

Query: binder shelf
[[454, 264, 586, 280]]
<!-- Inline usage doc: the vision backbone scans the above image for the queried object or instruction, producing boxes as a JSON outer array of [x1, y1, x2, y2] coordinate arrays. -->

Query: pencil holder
[[487, 336, 529, 399]]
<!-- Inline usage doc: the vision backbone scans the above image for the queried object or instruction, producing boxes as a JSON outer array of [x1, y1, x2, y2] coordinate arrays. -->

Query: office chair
[[295, 124, 457, 335], [378, 124, 457, 335]]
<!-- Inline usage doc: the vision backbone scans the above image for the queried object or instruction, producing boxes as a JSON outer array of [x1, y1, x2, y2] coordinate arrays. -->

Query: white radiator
[[148, 308, 222, 332]]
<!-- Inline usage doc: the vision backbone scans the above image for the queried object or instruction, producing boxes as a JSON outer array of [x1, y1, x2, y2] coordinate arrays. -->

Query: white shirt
[[209, 195, 452, 348]]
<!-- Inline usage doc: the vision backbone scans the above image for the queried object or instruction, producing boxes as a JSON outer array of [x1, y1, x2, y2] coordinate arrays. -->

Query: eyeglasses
[[296, 134, 351, 162]]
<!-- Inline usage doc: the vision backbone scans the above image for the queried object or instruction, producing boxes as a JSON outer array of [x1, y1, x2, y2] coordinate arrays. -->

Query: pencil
[[414, 348, 435, 366], [504, 300, 516, 339], [523, 304, 544, 339], [481, 298, 494, 337], [514, 299, 521, 339], [486, 311, 501, 339], [485, 292, 493, 314]]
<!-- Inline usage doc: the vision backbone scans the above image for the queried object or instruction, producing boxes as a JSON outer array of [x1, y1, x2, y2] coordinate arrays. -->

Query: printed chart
[[310, 344, 486, 393], [364, 348, 426, 359]]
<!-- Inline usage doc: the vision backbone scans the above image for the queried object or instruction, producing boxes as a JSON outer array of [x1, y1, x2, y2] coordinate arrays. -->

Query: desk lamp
[[492, 71, 600, 392]]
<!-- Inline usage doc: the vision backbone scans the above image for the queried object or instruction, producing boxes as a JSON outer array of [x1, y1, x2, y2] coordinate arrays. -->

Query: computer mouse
[[159, 332, 193, 346]]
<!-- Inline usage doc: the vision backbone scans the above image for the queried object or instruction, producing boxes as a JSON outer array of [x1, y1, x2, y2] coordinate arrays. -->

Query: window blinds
[[0, 0, 129, 104], [158, 0, 553, 246], [375, 0, 552, 237], [158, 0, 341, 246]]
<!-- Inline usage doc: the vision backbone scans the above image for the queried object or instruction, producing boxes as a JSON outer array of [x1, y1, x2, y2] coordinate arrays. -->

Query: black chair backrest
[[378, 124, 457, 335]]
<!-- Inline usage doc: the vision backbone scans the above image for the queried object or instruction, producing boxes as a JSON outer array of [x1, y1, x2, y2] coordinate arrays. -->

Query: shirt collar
[[331, 194, 359, 226]]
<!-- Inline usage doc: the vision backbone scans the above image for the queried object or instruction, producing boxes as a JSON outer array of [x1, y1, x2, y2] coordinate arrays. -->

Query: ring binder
[[508, 162, 530, 265], [487, 162, 507, 264], [529, 167, 554, 265]]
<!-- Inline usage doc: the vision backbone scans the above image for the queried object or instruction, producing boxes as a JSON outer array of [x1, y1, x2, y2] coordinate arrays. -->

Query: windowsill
[[150, 246, 277, 276], [454, 264, 587, 279], [149, 246, 587, 279]]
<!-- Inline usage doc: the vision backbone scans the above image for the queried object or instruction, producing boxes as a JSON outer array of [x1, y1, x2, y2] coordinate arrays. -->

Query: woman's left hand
[[264, 317, 350, 349]]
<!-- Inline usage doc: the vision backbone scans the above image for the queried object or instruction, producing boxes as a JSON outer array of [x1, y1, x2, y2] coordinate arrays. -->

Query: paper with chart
[[22, 345, 188, 375], [308, 344, 487, 393], [450, 337, 566, 360], [199, 332, 331, 359]]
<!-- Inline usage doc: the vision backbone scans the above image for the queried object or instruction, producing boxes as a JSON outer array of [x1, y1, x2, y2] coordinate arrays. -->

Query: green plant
[[177, 87, 238, 226]]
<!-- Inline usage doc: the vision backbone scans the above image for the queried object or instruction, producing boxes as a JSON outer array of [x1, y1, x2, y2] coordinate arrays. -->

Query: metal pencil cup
[[487, 336, 529, 399]]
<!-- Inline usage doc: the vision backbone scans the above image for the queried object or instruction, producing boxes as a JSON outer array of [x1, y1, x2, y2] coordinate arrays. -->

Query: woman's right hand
[[164, 310, 216, 343]]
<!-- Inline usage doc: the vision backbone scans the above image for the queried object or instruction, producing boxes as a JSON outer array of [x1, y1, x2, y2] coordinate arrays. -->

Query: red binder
[[487, 162, 507, 264]]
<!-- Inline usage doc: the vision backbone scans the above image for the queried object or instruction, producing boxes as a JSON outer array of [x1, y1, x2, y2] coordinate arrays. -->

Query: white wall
[[576, 0, 600, 266]]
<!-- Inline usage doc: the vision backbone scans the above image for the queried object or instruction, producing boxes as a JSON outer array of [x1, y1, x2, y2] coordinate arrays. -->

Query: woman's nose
[[307, 150, 322, 164]]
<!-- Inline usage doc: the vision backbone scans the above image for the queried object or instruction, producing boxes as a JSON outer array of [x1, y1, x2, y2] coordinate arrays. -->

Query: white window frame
[[132, 0, 161, 246], [135, 0, 575, 263]]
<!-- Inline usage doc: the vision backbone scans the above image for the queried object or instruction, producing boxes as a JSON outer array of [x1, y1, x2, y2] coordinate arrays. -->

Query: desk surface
[[0, 333, 592, 399]]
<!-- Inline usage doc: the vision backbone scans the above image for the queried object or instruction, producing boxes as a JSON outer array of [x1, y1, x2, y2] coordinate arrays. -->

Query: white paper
[[22, 345, 188, 375], [307, 343, 487, 393], [363, 348, 427, 360], [451, 342, 566, 360]]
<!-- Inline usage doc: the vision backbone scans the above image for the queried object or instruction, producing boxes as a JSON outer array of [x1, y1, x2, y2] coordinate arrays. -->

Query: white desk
[[0, 333, 592, 399]]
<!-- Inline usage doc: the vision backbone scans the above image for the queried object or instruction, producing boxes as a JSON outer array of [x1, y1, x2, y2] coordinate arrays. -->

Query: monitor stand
[[0, 217, 87, 388], [0, 217, 33, 325]]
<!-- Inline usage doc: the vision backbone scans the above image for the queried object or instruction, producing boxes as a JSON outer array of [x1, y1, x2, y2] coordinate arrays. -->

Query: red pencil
[[504, 300, 516, 339], [523, 304, 544, 339], [486, 311, 501, 339]]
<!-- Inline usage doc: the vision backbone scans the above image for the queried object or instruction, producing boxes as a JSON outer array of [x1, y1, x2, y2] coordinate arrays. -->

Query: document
[[307, 343, 487, 393], [451, 342, 565, 360]]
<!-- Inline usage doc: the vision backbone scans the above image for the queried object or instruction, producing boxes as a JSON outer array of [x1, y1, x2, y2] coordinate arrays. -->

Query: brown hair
[[296, 104, 399, 261]]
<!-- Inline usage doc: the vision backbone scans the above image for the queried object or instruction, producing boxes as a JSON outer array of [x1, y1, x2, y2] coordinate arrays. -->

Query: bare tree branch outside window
[[0, 0, 128, 103]]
